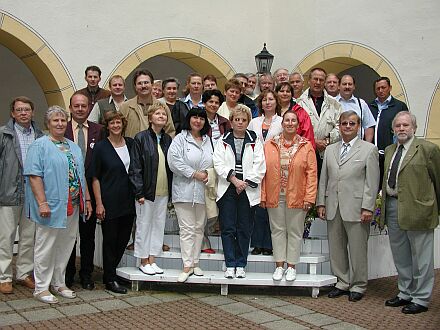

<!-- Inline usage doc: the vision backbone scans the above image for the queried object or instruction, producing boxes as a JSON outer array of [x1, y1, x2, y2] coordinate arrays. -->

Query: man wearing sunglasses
[[317, 110, 380, 302]]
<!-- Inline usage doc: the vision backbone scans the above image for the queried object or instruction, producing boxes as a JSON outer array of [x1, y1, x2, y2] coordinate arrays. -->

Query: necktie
[[77, 123, 86, 160], [388, 144, 404, 189], [340, 143, 350, 161]]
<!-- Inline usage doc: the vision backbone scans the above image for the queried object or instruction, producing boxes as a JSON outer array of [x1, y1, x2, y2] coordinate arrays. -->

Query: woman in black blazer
[[90, 110, 135, 294]]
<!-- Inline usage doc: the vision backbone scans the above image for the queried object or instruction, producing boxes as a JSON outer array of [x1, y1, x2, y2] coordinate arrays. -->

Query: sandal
[[52, 286, 76, 299], [34, 290, 59, 304]]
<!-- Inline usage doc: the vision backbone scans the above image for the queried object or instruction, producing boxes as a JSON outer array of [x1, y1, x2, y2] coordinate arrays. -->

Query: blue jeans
[[218, 184, 254, 268], [251, 206, 272, 249]]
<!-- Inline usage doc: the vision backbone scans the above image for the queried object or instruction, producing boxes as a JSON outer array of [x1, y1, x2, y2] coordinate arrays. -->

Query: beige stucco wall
[[1, 0, 439, 142]]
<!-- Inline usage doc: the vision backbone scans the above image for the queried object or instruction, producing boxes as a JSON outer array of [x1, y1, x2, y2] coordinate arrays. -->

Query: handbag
[[205, 167, 218, 219]]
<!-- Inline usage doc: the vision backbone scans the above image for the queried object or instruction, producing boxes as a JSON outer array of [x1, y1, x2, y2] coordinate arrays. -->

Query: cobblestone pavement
[[1, 268, 439, 329]]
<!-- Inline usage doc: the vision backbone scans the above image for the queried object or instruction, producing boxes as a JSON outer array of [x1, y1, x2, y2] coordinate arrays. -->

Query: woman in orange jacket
[[260, 110, 317, 282]]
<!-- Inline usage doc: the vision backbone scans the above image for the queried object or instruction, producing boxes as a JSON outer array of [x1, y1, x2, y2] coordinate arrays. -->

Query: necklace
[[108, 136, 125, 148]]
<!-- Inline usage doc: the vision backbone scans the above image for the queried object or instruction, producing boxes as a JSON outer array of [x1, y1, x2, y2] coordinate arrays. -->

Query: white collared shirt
[[336, 94, 376, 139]]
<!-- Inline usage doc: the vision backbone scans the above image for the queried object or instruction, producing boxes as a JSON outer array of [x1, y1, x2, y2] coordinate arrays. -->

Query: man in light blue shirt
[[336, 75, 376, 142]]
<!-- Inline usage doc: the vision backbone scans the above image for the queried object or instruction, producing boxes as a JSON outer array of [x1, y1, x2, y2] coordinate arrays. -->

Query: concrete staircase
[[117, 232, 336, 297]]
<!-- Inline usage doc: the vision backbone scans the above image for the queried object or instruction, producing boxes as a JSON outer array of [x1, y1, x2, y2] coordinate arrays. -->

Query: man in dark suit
[[369, 77, 408, 186], [317, 110, 380, 302], [65, 92, 103, 289], [380, 111, 440, 314]]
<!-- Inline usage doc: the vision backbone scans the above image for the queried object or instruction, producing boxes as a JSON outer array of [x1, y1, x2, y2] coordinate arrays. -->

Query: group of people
[[0, 65, 438, 316]]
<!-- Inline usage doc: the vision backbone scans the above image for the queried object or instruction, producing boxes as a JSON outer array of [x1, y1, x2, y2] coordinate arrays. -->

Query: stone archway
[[425, 80, 440, 146], [292, 41, 408, 105], [0, 11, 74, 108], [106, 38, 235, 91]]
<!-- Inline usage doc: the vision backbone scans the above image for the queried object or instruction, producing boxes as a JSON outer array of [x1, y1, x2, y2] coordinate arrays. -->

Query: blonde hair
[[229, 104, 251, 122], [147, 102, 168, 123]]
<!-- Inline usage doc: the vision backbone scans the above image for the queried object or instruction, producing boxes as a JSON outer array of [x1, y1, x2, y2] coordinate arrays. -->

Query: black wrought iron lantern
[[255, 43, 274, 74]]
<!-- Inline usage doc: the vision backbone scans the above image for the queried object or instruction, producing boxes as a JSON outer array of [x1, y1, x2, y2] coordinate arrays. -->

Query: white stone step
[[124, 248, 328, 264], [116, 267, 337, 297]]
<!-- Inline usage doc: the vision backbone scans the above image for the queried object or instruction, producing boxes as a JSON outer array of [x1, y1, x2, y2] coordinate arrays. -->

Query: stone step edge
[[124, 248, 329, 264], [117, 267, 336, 287]]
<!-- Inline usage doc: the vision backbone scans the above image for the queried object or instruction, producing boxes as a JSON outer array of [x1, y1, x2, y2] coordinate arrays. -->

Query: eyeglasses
[[340, 121, 357, 127], [14, 107, 32, 113]]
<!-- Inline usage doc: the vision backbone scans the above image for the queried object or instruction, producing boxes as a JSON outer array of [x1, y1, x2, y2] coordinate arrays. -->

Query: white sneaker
[[177, 269, 193, 283], [193, 267, 204, 276], [236, 267, 246, 278], [272, 267, 284, 281], [224, 267, 235, 279], [150, 263, 163, 274], [139, 263, 156, 275], [285, 267, 296, 281]]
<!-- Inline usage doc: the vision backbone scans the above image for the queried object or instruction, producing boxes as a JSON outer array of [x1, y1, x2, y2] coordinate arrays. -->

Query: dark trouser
[[101, 214, 134, 283], [218, 184, 254, 268], [66, 211, 97, 282], [378, 153, 385, 190], [250, 206, 272, 249], [316, 150, 323, 181]]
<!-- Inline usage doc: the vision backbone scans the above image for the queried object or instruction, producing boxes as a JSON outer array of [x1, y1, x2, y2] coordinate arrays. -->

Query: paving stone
[[272, 304, 314, 317], [323, 322, 367, 330], [184, 291, 215, 298], [150, 292, 188, 302], [21, 308, 64, 322], [238, 310, 282, 324], [7, 298, 47, 310], [123, 295, 162, 306], [198, 295, 236, 306], [218, 302, 258, 315], [0, 301, 13, 312], [75, 290, 113, 301], [57, 296, 82, 304], [251, 297, 291, 308], [57, 303, 100, 316], [91, 299, 131, 312], [262, 319, 310, 330], [0, 313, 27, 326], [297, 312, 341, 326]]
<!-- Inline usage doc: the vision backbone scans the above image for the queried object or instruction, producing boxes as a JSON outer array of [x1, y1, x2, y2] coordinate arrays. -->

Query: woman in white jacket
[[213, 105, 266, 279], [167, 107, 213, 283]]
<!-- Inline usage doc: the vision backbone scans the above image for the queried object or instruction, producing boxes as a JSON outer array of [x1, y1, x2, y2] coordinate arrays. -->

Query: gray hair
[[289, 72, 304, 82], [339, 110, 361, 124], [392, 111, 416, 129], [246, 73, 257, 79], [273, 68, 289, 77], [44, 105, 68, 129]]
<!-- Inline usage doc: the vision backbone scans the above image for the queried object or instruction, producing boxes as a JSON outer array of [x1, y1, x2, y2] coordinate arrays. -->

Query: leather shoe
[[262, 249, 273, 256], [0, 281, 13, 294], [385, 296, 411, 307], [402, 303, 428, 314], [16, 275, 35, 289], [81, 279, 95, 290], [105, 281, 127, 294], [349, 292, 364, 302], [251, 247, 262, 255], [328, 287, 349, 298]]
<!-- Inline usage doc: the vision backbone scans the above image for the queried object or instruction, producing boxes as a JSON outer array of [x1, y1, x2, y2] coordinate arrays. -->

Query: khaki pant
[[267, 201, 305, 265], [327, 208, 370, 294], [174, 203, 206, 268], [0, 206, 35, 282], [34, 207, 79, 294]]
